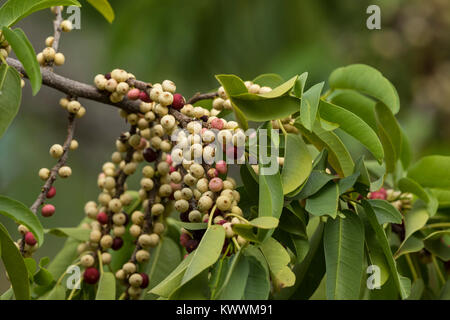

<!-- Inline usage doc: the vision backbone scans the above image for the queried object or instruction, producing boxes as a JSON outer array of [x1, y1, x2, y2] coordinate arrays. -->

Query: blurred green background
[[1, 0, 449, 291]]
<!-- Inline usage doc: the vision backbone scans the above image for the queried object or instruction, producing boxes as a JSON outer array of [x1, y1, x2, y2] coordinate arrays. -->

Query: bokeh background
[[1, 0, 449, 291]]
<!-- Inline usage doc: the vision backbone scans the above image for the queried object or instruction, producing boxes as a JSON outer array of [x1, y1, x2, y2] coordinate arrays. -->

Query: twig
[[45, 6, 63, 70], [187, 92, 218, 105]]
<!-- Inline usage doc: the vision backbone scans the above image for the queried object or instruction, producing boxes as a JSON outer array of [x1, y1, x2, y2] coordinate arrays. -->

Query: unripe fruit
[[49, 144, 64, 158], [94, 74, 107, 90], [129, 273, 143, 287], [171, 93, 185, 110], [105, 78, 118, 92], [115, 269, 126, 280], [116, 82, 129, 95], [131, 210, 144, 225], [153, 222, 165, 235], [189, 210, 202, 222], [211, 118, 224, 130], [54, 52, 65, 66], [102, 252, 112, 265], [45, 36, 54, 47], [41, 204, 55, 217], [112, 237, 124, 250], [67, 100, 81, 114], [100, 235, 113, 249], [70, 139, 79, 150], [84, 267, 100, 285], [130, 224, 142, 238], [198, 196, 213, 211], [209, 177, 224, 192], [108, 199, 122, 213], [113, 225, 126, 237], [46, 186, 56, 198], [136, 250, 150, 263], [216, 195, 232, 211], [43, 47, 56, 61], [25, 232, 37, 246], [140, 178, 154, 191], [151, 203, 165, 216], [150, 87, 162, 101], [158, 92, 173, 106], [96, 211, 108, 225], [112, 212, 126, 225], [58, 166, 72, 178], [39, 168, 50, 180], [89, 230, 102, 243], [162, 80, 176, 93], [222, 222, 235, 238], [127, 88, 140, 100], [189, 163, 205, 179], [18, 224, 29, 235], [175, 199, 189, 213], [37, 52, 45, 65], [60, 20, 73, 32], [80, 254, 95, 268]]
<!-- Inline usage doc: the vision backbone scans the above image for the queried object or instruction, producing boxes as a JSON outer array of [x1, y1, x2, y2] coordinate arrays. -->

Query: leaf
[[34, 267, 53, 286], [0, 0, 82, 27], [144, 237, 182, 300], [296, 121, 354, 177], [281, 134, 312, 194], [289, 170, 335, 200], [2, 27, 41, 95], [181, 225, 225, 285], [338, 172, 360, 195], [360, 200, 411, 299], [260, 237, 295, 288], [215, 74, 249, 129], [328, 64, 400, 114], [0, 64, 21, 139], [240, 164, 259, 200], [252, 73, 284, 87], [46, 237, 80, 279], [150, 254, 194, 298], [398, 177, 430, 203], [44, 284, 66, 300], [215, 251, 249, 300], [407, 155, 450, 190], [363, 217, 390, 286], [367, 199, 403, 224], [375, 102, 402, 173], [45, 227, 90, 241], [324, 210, 365, 299], [0, 223, 30, 300], [242, 249, 270, 299], [274, 223, 325, 299], [0, 195, 44, 246], [292, 72, 308, 98], [257, 171, 283, 241], [404, 208, 429, 241], [305, 181, 339, 218], [166, 218, 207, 231], [168, 270, 210, 300], [406, 279, 425, 300], [319, 100, 384, 162], [299, 82, 324, 131], [95, 272, 115, 300], [394, 236, 424, 259], [86, 0, 114, 23]]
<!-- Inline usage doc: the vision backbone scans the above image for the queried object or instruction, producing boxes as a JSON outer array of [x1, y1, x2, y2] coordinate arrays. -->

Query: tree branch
[[187, 92, 218, 105]]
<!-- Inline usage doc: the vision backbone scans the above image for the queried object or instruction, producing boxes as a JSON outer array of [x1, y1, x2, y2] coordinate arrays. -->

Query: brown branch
[[6, 57, 141, 113], [187, 92, 218, 105], [51, 7, 63, 53]]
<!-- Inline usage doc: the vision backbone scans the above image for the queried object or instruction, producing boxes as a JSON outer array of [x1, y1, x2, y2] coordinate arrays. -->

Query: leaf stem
[[67, 278, 81, 300], [405, 254, 418, 281], [431, 255, 445, 285], [97, 250, 104, 275], [208, 205, 217, 228], [232, 237, 241, 251], [422, 222, 450, 229], [278, 120, 287, 136]]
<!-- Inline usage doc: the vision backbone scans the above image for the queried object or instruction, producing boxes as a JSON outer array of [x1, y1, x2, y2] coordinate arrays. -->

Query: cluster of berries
[[368, 187, 413, 212]]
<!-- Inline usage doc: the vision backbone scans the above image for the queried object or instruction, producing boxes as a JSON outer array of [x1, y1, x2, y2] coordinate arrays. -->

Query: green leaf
[[338, 172, 360, 195], [363, 218, 390, 286], [0, 64, 21, 139], [86, 0, 114, 23], [328, 89, 378, 131], [0, 195, 44, 246], [242, 248, 270, 299], [181, 225, 225, 286], [44, 284, 66, 300], [45, 227, 90, 241], [252, 73, 284, 87], [2, 27, 41, 95], [289, 170, 334, 200], [33, 267, 53, 286], [166, 218, 207, 231], [319, 100, 384, 162], [398, 177, 430, 203], [394, 236, 424, 259], [324, 210, 365, 299], [215, 251, 249, 300], [305, 181, 339, 218], [260, 237, 295, 288], [144, 237, 182, 300], [404, 208, 429, 242], [0, 0, 82, 27], [299, 82, 324, 131], [292, 72, 308, 98], [407, 155, 450, 190], [0, 223, 30, 300], [329, 64, 400, 114], [375, 102, 402, 173], [95, 272, 115, 300], [257, 171, 283, 241], [281, 134, 312, 194], [296, 122, 354, 177], [367, 199, 403, 224], [215, 74, 249, 129], [360, 200, 411, 299], [168, 270, 210, 300]]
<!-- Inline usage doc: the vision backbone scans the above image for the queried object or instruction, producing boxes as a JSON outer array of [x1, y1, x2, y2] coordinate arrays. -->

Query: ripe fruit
[[209, 177, 224, 192], [215, 160, 227, 174], [24, 232, 37, 246], [41, 204, 55, 217], [97, 211, 108, 225], [143, 147, 158, 162], [46, 186, 56, 198], [112, 237, 123, 250], [171, 93, 185, 110], [139, 91, 152, 103], [140, 273, 149, 288], [83, 267, 100, 284], [127, 88, 140, 100], [211, 118, 224, 130]]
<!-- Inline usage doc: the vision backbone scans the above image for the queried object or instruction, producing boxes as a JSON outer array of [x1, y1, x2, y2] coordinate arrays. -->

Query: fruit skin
[[211, 118, 224, 130], [41, 204, 56, 217], [139, 91, 152, 103], [97, 211, 109, 225], [24, 232, 37, 246], [127, 88, 140, 100], [215, 160, 227, 174], [84, 267, 100, 284], [171, 93, 185, 110], [185, 239, 200, 253], [368, 188, 387, 200], [112, 237, 124, 250], [143, 148, 158, 162], [46, 186, 56, 198], [140, 273, 149, 288]]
